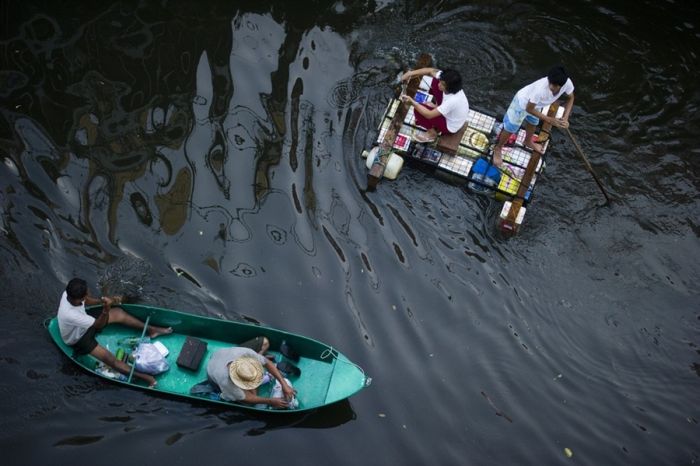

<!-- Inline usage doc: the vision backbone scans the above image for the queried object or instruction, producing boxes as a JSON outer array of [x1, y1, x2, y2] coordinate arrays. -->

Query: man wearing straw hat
[[207, 345, 296, 408]]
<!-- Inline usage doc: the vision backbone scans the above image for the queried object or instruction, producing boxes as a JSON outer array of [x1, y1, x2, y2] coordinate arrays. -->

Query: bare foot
[[526, 140, 544, 153], [493, 147, 503, 167], [416, 130, 437, 143], [149, 326, 173, 338], [137, 373, 157, 387]]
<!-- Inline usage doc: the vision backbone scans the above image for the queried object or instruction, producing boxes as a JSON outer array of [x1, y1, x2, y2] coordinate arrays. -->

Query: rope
[[320, 347, 372, 387], [320, 347, 339, 361]]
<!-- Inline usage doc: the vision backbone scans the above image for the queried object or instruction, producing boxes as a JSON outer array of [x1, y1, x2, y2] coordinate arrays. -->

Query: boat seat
[[436, 123, 468, 155]]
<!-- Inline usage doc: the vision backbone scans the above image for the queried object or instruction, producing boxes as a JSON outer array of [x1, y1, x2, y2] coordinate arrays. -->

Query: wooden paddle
[[564, 127, 612, 204]]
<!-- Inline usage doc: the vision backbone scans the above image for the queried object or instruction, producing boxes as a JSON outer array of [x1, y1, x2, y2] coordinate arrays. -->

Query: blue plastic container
[[467, 158, 501, 195]]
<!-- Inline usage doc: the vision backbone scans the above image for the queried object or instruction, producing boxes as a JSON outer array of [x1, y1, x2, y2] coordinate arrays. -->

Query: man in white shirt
[[400, 68, 469, 143], [493, 66, 575, 166], [57, 277, 172, 387]]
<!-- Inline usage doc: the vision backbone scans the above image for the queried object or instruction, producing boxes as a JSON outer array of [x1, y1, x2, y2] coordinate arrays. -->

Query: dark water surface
[[1, 1, 698, 465]]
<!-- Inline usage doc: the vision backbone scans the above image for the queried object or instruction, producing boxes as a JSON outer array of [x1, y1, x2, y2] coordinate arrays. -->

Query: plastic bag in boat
[[270, 378, 299, 409], [133, 342, 170, 375]]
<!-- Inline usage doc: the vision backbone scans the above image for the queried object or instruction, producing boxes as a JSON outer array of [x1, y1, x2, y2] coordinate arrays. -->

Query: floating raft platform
[[362, 78, 564, 235]]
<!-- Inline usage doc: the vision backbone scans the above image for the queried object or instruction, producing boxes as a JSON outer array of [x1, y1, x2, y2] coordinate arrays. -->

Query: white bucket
[[365, 146, 380, 170], [383, 152, 404, 180]]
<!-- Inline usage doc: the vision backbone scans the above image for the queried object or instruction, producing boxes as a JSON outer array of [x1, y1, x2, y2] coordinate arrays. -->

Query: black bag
[[277, 361, 301, 377], [279, 340, 299, 362], [176, 337, 208, 371]]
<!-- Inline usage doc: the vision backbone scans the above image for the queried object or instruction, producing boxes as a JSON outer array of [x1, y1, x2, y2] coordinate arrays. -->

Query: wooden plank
[[367, 53, 433, 191], [500, 102, 559, 234], [435, 122, 468, 155]]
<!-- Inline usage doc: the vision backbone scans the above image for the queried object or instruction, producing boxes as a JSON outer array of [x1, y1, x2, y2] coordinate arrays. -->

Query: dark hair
[[66, 278, 88, 300], [547, 66, 568, 87], [440, 69, 463, 94]]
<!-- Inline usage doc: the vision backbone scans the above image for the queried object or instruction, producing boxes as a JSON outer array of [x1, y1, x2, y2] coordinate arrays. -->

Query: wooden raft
[[366, 53, 433, 191]]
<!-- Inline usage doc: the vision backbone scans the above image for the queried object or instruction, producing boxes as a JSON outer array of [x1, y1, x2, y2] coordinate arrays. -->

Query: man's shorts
[[71, 308, 105, 355], [503, 97, 539, 133]]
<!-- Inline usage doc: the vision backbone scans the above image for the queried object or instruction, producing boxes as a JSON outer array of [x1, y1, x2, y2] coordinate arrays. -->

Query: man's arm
[[242, 391, 289, 408], [85, 294, 123, 306], [91, 297, 112, 330], [526, 101, 567, 128], [525, 90, 575, 129], [401, 67, 439, 82], [400, 95, 442, 119], [84, 295, 102, 306], [561, 92, 575, 123]]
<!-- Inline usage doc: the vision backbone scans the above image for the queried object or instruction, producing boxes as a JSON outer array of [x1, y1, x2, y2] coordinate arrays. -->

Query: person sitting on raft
[[399, 68, 469, 143], [56, 278, 173, 387]]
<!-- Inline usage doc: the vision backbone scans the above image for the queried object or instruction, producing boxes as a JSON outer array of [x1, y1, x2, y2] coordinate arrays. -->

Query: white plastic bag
[[133, 342, 170, 375], [270, 378, 299, 409]]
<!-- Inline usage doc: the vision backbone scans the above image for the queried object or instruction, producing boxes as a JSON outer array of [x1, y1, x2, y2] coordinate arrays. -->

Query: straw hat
[[228, 356, 264, 390]]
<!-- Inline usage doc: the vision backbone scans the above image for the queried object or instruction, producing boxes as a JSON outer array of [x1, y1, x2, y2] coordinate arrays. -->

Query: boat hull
[[47, 304, 368, 413]]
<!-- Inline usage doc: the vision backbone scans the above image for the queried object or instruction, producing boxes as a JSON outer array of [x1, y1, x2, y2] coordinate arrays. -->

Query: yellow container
[[494, 166, 523, 202]]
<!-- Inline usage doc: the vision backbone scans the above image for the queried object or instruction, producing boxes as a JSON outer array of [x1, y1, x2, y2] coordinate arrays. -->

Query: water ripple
[[1, 2, 699, 465]]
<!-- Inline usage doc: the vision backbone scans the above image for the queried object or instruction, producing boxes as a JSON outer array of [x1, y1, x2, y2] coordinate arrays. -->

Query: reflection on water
[[1, 1, 699, 465], [202, 398, 356, 433]]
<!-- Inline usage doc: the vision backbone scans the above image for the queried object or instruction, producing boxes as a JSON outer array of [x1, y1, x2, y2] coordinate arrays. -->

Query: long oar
[[126, 314, 150, 384], [565, 127, 612, 204]]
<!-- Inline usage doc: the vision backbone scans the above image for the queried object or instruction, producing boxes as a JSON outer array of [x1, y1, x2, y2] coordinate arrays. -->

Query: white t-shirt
[[515, 77, 575, 109], [57, 291, 95, 345], [436, 71, 470, 133]]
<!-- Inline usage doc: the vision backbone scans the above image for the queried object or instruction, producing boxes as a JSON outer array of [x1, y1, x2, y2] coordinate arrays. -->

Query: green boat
[[47, 304, 370, 413]]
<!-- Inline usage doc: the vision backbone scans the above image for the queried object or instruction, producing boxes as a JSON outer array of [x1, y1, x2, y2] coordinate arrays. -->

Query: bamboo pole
[[565, 127, 612, 204]]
